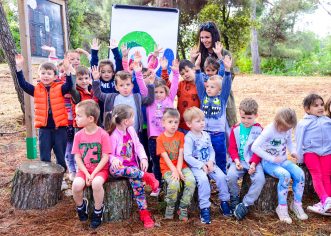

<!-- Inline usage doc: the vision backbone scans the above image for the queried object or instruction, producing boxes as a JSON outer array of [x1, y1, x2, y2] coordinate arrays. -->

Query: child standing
[[195, 55, 233, 174], [252, 108, 308, 224], [227, 98, 265, 220], [106, 104, 159, 228], [15, 54, 72, 170], [183, 107, 231, 224], [295, 94, 331, 215], [71, 100, 110, 228], [156, 109, 196, 221]]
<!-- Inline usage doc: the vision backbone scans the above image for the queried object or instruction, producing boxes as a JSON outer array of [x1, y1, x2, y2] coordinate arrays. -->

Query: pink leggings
[[304, 153, 331, 203]]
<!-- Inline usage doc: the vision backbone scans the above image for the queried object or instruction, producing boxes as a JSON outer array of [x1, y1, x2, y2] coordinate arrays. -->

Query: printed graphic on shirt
[[152, 102, 163, 129], [120, 137, 134, 161], [192, 137, 211, 162], [265, 138, 286, 157], [79, 142, 102, 163], [163, 140, 180, 161], [202, 96, 222, 119]]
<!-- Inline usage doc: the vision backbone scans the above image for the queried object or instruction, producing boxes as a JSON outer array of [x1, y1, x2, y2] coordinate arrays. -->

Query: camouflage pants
[[164, 167, 196, 208]]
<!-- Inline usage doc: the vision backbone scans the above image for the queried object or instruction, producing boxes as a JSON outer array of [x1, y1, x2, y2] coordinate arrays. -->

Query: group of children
[[15, 38, 331, 229]]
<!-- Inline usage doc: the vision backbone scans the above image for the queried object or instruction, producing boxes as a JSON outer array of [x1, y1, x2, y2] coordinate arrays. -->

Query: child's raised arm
[[219, 55, 232, 102], [61, 58, 74, 95], [91, 66, 107, 102], [212, 41, 223, 60], [168, 59, 180, 100], [195, 53, 206, 101], [133, 62, 148, 97], [108, 39, 123, 71], [15, 54, 35, 96], [90, 38, 100, 68], [121, 43, 130, 72]]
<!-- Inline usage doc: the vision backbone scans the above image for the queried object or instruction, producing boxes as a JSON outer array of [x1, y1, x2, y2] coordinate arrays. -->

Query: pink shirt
[[72, 127, 111, 171], [136, 70, 179, 137]]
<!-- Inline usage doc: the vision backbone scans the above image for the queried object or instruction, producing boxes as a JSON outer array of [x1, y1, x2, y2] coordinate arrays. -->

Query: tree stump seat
[[300, 164, 318, 200], [84, 177, 133, 222], [11, 160, 64, 209]]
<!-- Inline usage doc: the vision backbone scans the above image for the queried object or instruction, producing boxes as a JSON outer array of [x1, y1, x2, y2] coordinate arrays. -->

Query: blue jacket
[[295, 114, 331, 163]]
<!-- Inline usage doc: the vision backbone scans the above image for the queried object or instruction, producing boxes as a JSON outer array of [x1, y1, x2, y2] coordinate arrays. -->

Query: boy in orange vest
[[15, 54, 73, 170]]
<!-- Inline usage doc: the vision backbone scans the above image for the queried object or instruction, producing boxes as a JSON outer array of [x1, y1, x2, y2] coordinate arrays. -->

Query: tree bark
[[85, 177, 133, 222], [0, 3, 25, 114], [11, 160, 65, 209], [241, 174, 278, 212], [250, 0, 261, 74]]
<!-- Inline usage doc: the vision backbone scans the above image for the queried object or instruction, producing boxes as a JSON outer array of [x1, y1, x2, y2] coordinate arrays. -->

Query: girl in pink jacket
[[106, 104, 159, 229]]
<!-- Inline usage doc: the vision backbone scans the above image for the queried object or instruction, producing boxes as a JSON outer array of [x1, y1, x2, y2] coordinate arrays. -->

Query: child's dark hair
[[204, 57, 220, 71], [114, 71, 132, 85], [98, 59, 115, 72], [239, 98, 259, 115], [274, 108, 297, 130], [105, 104, 134, 135], [179, 59, 194, 71], [162, 108, 180, 120], [38, 62, 57, 74], [76, 99, 100, 124], [325, 96, 331, 118], [76, 66, 89, 76], [303, 93, 324, 110]]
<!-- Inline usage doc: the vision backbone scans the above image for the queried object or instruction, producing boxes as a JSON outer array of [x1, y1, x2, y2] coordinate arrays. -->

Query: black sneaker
[[230, 196, 240, 211], [220, 201, 233, 217], [76, 198, 88, 221], [90, 206, 104, 229], [234, 203, 249, 220]]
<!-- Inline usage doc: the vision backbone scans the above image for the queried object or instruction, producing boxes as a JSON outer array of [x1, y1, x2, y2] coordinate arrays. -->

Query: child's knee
[[72, 178, 85, 192], [92, 177, 105, 190], [197, 175, 209, 186]]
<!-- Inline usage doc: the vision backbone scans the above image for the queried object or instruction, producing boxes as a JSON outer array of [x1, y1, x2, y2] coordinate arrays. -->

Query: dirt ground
[[0, 63, 330, 236]]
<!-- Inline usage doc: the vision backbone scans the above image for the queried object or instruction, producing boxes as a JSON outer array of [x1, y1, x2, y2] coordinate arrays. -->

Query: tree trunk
[[241, 174, 278, 212], [64, 0, 71, 48], [11, 160, 65, 209], [250, 0, 261, 74], [0, 3, 25, 114], [301, 164, 318, 200], [85, 177, 133, 222]]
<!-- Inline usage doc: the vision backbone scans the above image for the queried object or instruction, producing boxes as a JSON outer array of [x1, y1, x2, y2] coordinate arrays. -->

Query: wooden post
[[17, 0, 37, 159]]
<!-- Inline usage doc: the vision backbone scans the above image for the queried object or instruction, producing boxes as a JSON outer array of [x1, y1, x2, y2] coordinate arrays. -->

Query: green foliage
[[235, 49, 252, 73]]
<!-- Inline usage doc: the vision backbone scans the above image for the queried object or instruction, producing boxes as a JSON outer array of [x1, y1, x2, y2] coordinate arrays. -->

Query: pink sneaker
[[143, 172, 159, 192], [139, 209, 155, 228]]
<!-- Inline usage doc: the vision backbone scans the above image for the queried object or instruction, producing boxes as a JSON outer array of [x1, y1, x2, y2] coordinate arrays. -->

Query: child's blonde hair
[[64, 49, 79, 58], [105, 104, 134, 135], [162, 108, 180, 120], [325, 96, 331, 118], [208, 75, 222, 89], [114, 71, 132, 85], [274, 108, 297, 130], [76, 100, 100, 124], [239, 98, 258, 115], [183, 106, 204, 123]]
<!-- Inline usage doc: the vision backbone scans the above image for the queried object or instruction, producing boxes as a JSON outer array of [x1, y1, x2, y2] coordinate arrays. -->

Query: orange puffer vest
[[34, 82, 68, 128], [72, 86, 98, 127]]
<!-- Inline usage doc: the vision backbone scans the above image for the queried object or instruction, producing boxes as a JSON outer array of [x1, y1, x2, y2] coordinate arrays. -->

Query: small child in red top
[[156, 108, 196, 221], [227, 98, 265, 220], [71, 100, 111, 229]]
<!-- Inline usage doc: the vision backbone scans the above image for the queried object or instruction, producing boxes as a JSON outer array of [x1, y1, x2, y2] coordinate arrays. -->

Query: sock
[[94, 206, 103, 214], [77, 200, 85, 210]]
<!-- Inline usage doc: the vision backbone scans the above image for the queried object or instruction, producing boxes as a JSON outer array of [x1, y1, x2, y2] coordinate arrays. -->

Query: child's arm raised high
[[15, 54, 35, 96]]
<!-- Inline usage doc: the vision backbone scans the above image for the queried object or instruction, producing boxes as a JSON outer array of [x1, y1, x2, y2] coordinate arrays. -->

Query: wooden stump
[[11, 160, 64, 209], [240, 174, 278, 212], [301, 164, 318, 200], [85, 177, 133, 222]]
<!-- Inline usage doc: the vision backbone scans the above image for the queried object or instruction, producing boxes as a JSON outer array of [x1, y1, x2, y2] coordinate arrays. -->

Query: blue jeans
[[39, 127, 67, 171], [209, 132, 227, 174], [262, 160, 305, 205], [65, 141, 77, 173], [148, 138, 162, 186]]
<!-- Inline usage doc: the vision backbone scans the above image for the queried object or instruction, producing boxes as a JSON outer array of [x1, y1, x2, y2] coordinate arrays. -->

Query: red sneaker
[[142, 172, 159, 192], [139, 209, 155, 228]]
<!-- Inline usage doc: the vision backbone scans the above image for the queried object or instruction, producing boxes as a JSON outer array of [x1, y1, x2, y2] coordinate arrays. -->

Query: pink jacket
[[109, 126, 148, 166]]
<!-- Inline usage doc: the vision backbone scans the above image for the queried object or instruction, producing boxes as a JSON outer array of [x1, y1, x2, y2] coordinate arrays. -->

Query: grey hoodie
[[295, 114, 331, 163]]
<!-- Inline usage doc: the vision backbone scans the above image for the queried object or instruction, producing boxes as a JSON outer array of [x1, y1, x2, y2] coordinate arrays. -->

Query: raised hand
[[121, 43, 129, 58], [195, 53, 201, 70], [189, 46, 199, 61], [90, 38, 100, 51], [133, 51, 142, 63], [15, 54, 24, 72], [91, 65, 100, 80], [223, 55, 232, 72], [152, 44, 163, 58], [133, 61, 142, 73], [62, 57, 73, 75], [170, 59, 179, 71], [75, 48, 90, 57], [108, 39, 118, 50], [212, 41, 223, 60], [160, 57, 168, 70], [41, 45, 56, 58]]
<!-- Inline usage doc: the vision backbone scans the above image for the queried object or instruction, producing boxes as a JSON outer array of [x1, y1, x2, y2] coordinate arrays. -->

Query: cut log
[[301, 164, 318, 200], [240, 174, 278, 212], [85, 177, 133, 222], [11, 160, 64, 209]]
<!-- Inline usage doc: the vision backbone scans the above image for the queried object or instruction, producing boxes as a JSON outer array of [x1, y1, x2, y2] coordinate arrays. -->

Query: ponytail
[[105, 112, 117, 135], [105, 104, 134, 135]]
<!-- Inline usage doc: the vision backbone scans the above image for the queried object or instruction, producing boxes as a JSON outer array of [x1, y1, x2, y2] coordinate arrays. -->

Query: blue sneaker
[[230, 196, 240, 211], [220, 201, 232, 217], [200, 208, 211, 224], [234, 202, 249, 220]]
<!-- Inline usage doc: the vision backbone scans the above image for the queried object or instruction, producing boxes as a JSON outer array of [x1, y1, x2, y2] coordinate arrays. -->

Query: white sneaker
[[307, 202, 331, 216], [290, 202, 308, 220], [276, 205, 292, 224], [150, 188, 161, 197], [69, 172, 76, 182], [323, 197, 331, 213]]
